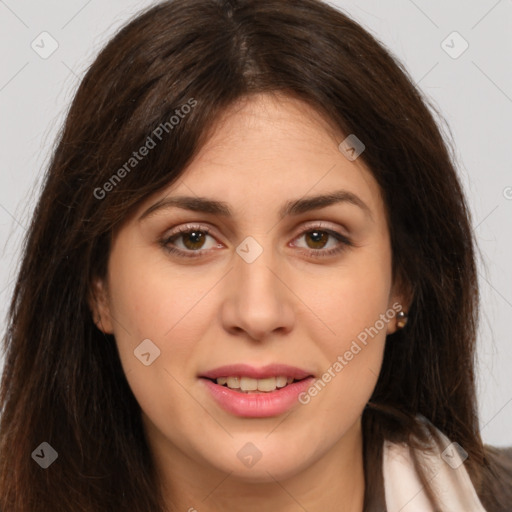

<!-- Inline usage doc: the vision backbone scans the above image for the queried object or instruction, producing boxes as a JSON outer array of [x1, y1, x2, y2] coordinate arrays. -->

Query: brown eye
[[160, 223, 353, 260], [293, 226, 354, 259], [304, 230, 330, 249], [180, 230, 208, 250], [160, 225, 220, 258]]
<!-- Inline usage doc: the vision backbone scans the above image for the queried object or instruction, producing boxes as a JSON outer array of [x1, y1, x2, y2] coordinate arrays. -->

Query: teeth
[[226, 377, 240, 388], [240, 377, 258, 391], [276, 376, 288, 388], [215, 375, 299, 392], [255, 377, 276, 392]]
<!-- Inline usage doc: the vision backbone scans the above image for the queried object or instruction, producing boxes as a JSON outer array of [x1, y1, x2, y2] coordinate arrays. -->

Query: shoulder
[[382, 432, 485, 511], [385, 419, 512, 511]]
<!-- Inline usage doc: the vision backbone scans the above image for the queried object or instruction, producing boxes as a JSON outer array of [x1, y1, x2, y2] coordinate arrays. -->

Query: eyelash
[[159, 223, 354, 259]]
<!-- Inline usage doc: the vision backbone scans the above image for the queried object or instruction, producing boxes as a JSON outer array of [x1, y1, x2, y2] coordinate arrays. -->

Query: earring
[[396, 311, 408, 329]]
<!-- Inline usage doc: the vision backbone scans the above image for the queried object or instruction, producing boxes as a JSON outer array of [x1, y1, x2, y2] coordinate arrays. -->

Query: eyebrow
[[138, 189, 373, 222]]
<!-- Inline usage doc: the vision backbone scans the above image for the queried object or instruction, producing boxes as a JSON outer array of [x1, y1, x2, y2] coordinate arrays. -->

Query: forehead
[[194, 92, 347, 164], [135, 93, 386, 225]]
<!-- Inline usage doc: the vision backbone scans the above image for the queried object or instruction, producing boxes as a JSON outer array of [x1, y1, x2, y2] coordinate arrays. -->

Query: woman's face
[[91, 93, 405, 485]]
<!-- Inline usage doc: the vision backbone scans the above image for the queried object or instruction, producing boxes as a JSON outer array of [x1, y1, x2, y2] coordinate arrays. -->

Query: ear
[[88, 276, 114, 334], [386, 275, 414, 335]]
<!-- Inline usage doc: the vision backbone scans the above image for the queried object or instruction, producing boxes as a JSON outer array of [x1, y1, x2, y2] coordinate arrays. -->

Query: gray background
[[0, 0, 510, 446]]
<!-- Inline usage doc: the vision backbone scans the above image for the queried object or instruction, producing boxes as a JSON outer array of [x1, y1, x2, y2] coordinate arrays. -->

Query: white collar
[[383, 426, 487, 511]]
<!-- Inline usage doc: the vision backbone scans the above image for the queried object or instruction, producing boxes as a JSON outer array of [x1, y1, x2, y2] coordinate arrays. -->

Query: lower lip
[[200, 377, 315, 418]]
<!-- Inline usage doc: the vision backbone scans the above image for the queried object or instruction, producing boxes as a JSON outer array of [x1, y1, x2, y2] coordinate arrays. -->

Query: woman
[[0, 0, 510, 510]]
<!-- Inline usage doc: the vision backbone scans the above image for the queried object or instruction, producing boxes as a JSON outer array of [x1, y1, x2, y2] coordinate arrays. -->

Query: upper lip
[[199, 364, 314, 380]]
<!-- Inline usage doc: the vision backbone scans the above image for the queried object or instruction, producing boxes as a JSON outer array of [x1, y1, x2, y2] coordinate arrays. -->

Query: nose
[[220, 239, 295, 342]]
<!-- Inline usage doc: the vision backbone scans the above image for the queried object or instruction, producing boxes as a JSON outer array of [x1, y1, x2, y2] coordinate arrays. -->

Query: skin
[[90, 92, 408, 512]]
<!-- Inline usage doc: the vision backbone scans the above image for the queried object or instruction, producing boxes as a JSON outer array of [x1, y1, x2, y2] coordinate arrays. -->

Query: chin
[[200, 437, 316, 483]]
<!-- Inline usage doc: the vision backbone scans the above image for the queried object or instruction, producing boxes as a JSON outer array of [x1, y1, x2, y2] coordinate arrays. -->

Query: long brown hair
[[1, 0, 510, 510]]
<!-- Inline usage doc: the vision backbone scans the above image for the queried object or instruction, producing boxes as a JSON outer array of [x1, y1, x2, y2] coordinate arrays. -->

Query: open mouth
[[203, 376, 310, 393], [200, 370, 316, 417]]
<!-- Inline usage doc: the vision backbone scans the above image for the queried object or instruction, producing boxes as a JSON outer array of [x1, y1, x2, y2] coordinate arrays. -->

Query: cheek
[[108, 244, 207, 335], [306, 245, 392, 342], [105, 246, 212, 380], [105, 254, 209, 433], [298, 244, 392, 396]]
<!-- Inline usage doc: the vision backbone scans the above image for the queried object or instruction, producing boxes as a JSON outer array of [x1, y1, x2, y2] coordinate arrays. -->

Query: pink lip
[[199, 363, 313, 380], [200, 376, 316, 418]]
